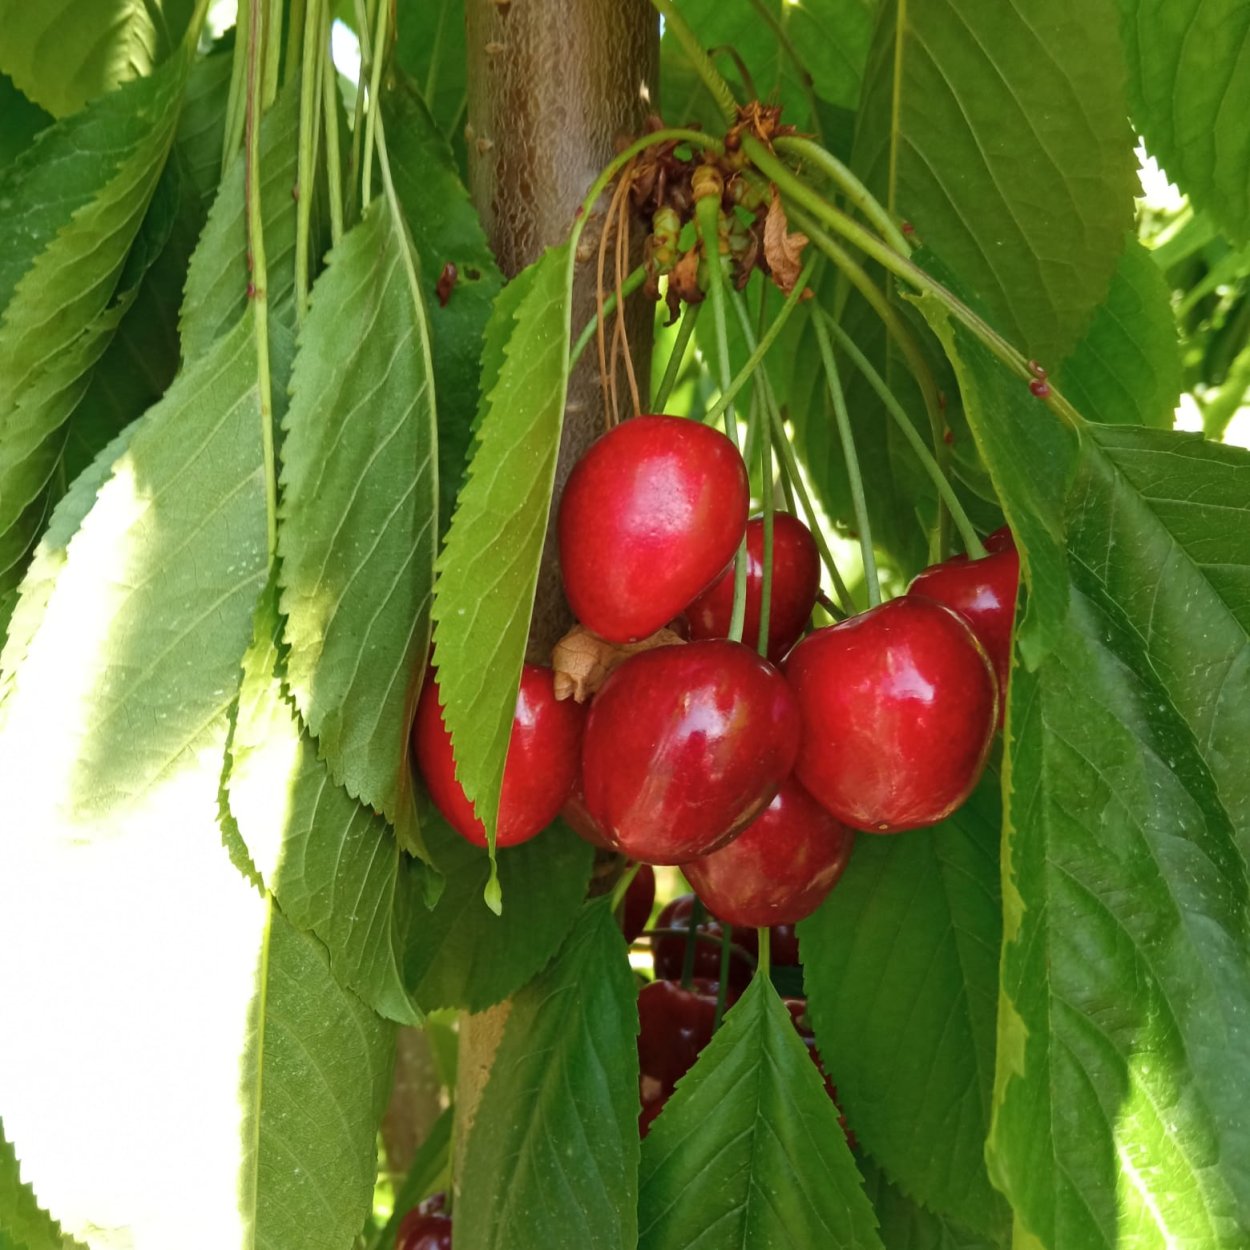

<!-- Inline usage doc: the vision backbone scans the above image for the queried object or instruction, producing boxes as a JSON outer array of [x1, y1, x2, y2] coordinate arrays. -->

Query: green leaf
[[1056, 235, 1181, 428], [0, 1118, 82, 1250], [989, 426, 1250, 1247], [368, 1105, 452, 1250], [227, 584, 424, 1025], [799, 774, 1009, 1239], [913, 288, 1078, 667], [0, 32, 197, 595], [640, 975, 883, 1250], [382, 75, 502, 532], [278, 196, 437, 856], [0, 73, 52, 172], [394, 0, 468, 145], [859, 1159, 1004, 1250], [1120, 0, 1250, 243], [458, 901, 640, 1250], [429, 244, 573, 864], [0, 0, 194, 117], [853, 0, 1136, 364], [401, 810, 593, 1013]]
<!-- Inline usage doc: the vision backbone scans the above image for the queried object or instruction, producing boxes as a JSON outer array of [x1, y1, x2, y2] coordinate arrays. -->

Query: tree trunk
[[453, 0, 659, 1200]]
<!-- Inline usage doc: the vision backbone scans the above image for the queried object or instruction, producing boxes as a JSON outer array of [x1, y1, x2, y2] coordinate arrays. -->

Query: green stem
[[714, 924, 733, 1031], [263, 0, 283, 105], [609, 862, 641, 914], [221, 0, 250, 171], [244, 0, 278, 562], [820, 311, 986, 559], [701, 254, 816, 433], [776, 136, 910, 254], [758, 421, 774, 659], [346, 0, 376, 224], [649, 0, 738, 124], [284, 0, 307, 85], [756, 927, 771, 979], [680, 897, 706, 991], [320, 2, 344, 245], [361, 0, 390, 207], [568, 264, 649, 372], [743, 134, 1086, 429], [652, 299, 701, 411], [812, 311, 880, 605], [294, 0, 324, 323]]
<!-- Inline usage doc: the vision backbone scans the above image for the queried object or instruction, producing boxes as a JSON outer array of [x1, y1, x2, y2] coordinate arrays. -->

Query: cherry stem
[[816, 590, 848, 622], [819, 310, 987, 559], [319, 0, 344, 244], [294, 0, 325, 324], [757, 402, 775, 660], [653, 299, 702, 412], [680, 897, 706, 991], [639, 928, 757, 967], [726, 289, 856, 615], [756, 926, 772, 979], [696, 192, 750, 644], [346, 0, 376, 224], [701, 254, 816, 433], [812, 310, 880, 606], [360, 0, 390, 208], [714, 924, 734, 1031], [648, 0, 739, 125], [609, 861, 641, 914], [568, 264, 649, 373]]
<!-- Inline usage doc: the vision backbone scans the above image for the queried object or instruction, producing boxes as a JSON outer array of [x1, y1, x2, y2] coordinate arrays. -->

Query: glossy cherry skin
[[637, 977, 729, 1093], [396, 1198, 452, 1250], [651, 893, 754, 989], [907, 526, 1019, 708], [582, 639, 801, 863], [620, 864, 656, 944], [412, 665, 584, 848], [558, 415, 750, 642], [687, 513, 821, 661], [784, 597, 998, 833], [684, 776, 855, 927]]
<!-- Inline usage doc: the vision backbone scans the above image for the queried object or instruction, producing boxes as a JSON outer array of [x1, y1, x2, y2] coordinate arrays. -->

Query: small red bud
[[246, 282, 256, 300], [1028, 359, 1047, 379], [901, 221, 915, 235], [943, 428, 955, 445], [1029, 378, 1051, 399]]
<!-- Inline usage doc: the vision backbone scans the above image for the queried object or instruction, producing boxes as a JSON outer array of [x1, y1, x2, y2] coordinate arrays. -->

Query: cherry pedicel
[[412, 664, 584, 848], [907, 526, 1020, 710], [620, 864, 656, 945], [581, 639, 800, 863], [684, 775, 855, 928], [687, 513, 821, 662], [651, 893, 754, 989], [557, 415, 749, 643], [784, 597, 997, 833]]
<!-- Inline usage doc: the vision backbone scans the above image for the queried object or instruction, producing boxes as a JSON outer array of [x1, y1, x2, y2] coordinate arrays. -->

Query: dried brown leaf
[[551, 625, 684, 703], [763, 192, 808, 294]]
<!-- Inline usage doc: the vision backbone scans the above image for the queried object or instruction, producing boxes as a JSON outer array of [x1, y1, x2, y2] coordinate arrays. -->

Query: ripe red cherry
[[687, 513, 820, 661], [582, 640, 800, 863], [907, 526, 1019, 707], [684, 776, 855, 928], [620, 864, 656, 944], [413, 664, 584, 848], [651, 893, 754, 989], [784, 597, 997, 833], [558, 415, 750, 642], [396, 1196, 452, 1250], [637, 977, 726, 1093]]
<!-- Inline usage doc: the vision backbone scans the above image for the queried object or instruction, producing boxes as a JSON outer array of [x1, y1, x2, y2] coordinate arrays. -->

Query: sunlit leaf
[[0, 1116, 82, 1250]]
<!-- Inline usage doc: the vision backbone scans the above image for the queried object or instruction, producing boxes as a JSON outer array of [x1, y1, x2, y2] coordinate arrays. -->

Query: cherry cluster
[[395, 1191, 451, 1250], [413, 413, 1020, 932], [636, 892, 847, 1140]]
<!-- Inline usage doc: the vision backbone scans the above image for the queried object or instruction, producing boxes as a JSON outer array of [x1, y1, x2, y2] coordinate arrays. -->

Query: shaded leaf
[[989, 426, 1250, 1247], [853, 0, 1136, 364], [859, 1159, 1004, 1250], [382, 75, 502, 532], [227, 584, 424, 1025], [640, 975, 882, 1250], [367, 1105, 453, 1250], [458, 902, 639, 1250], [0, 0, 194, 117], [1056, 235, 1181, 428], [799, 774, 1009, 1239], [0, 1117, 82, 1250], [394, 0, 468, 145], [429, 244, 573, 861], [401, 810, 593, 1014], [1120, 0, 1250, 243], [0, 73, 52, 172], [278, 197, 436, 855]]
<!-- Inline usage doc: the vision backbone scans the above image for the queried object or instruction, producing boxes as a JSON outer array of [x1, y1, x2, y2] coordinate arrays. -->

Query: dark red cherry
[[582, 640, 800, 863], [620, 864, 656, 944], [639, 1076, 668, 1137], [687, 513, 821, 661], [637, 977, 727, 1092], [558, 415, 750, 643], [784, 598, 997, 833], [413, 664, 584, 848], [684, 776, 855, 928], [907, 527, 1019, 706], [769, 923, 800, 968], [396, 1205, 452, 1250], [560, 774, 611, 848], [651, 893, 754, 989]]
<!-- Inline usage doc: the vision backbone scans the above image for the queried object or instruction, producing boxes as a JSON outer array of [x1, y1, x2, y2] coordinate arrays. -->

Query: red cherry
[[768, 923, 800, 968], [684, 776, 854, 928], [560, 774, 612, 848], [582, 640, 800, 863], [784, 598, 997, 833], [558, 415, 750, 643], [686, 513, 821, 661], [620, 864, 656, 944], [637, 977, 727, 1092], [651, 893, 754, 988], [907, 528, 1019, 706], [396, 1208, 452, 1250], [412, 665, 584, 848]]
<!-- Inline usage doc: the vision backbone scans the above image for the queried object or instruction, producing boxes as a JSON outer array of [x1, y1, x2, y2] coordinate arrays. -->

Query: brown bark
[[453, 0, 659, 1201]]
